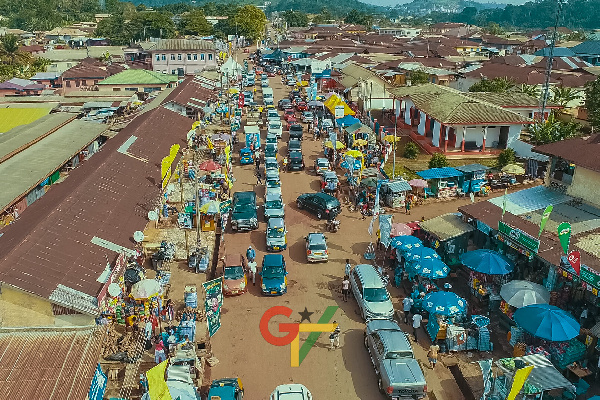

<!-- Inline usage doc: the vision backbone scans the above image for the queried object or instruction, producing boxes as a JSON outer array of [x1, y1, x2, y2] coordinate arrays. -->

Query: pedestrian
[[154, 338, 167, 364], [255, 155, 260, 170], [428, 341, 440, 369], [246, 246, 256, 263], [402, 296, 414, 324], [412, 312, 423, 341], [405, 198, 411, 215], [329, 322, 341, 349], [282, 157, 288, 171], [256, 170, 263, 185], [248, 259, 257, 285], [342, 275, 350, 302], [345, 259, 352, 276], [167, 330, 177, 355]]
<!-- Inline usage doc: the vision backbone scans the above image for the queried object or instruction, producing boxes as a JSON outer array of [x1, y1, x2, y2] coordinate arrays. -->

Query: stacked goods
[[509, 326, 524, 347], [478, 327, 492, 352], [549, 339, 586, 369], [525, 345, 551, 360], [513, 342, 526, 357], [185, 290, 198, 308], [116, 304, 125, 324], [176, 307, 204, 321], [102, 328, 144, 361]]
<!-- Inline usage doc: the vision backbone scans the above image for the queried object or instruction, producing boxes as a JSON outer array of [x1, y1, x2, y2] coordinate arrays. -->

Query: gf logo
[[259, 305, 338, 367]]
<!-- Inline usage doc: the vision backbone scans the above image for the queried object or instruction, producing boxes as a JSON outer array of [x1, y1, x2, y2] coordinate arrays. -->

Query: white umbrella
[[500, 280, 550, 308], [130, 279, 161, 299]]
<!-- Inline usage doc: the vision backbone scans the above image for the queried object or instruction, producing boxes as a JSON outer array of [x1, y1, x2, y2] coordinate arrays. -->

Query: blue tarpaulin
[[336, 115, 360, 127], [417, 167, 463, 180]]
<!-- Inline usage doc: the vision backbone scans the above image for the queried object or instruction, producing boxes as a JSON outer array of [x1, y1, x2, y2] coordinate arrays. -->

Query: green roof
[[0, 107, 52, 133], [98, 70, 179, 85]]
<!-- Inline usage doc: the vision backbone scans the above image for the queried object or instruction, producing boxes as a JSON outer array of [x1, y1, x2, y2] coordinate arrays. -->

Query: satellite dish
[[133, 231, 145, 243], [108, 283, 121, 297], [148, 210, 159, 221]]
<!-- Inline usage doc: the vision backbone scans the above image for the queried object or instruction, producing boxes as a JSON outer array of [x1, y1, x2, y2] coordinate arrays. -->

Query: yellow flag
[[506, 365, 534, 400], [168, 144, 180, 162], [207, 137, 214, 150], [161, 156, 171, 182], [146, 360, 172, 400]]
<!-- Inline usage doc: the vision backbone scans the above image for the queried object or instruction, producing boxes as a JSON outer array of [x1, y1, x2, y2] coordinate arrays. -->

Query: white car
[[321, 119, 333, 129], [268, 120, 283, 138], [270, 384, 312, 400], [267, 109, 280, 122]]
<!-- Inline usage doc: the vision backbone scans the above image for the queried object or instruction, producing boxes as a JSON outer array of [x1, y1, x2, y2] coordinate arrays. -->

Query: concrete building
[[148, 38, 218, 75]]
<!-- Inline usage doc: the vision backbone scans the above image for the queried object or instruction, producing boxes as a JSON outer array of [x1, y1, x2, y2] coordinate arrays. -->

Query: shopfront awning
[[419, 213, 474, 241], [417, 167, 463, 180], [496, 354, 576, 394]]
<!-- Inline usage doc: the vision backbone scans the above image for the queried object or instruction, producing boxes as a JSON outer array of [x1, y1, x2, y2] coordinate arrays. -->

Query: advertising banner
[[538, 205, 553, 237], [203, 278, 224, 337], [557, 222, 572, 254]]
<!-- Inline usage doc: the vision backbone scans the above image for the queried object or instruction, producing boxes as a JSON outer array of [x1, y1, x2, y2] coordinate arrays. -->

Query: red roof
[[533, 134, 600, 173], [465, 64, 552, 85], [162, 76, 217, 109], [0, 107, 192, 304], [62, 63, 110, 80]]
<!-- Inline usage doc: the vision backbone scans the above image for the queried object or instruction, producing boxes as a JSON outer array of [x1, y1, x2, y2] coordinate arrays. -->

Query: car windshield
[[266, 162, 277, 169], [364, 288, 390, 302], [266, 199, 283, 208], [386, 351, 413, 359], [268, 226, 285, 237], [269, 123, 280, 129], [224, 266, 244, 280], [309, 243, 327, 251], [263, 266, 284, 278]]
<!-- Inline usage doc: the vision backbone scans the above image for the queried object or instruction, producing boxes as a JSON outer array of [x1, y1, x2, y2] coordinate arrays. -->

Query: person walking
[[256, 169, 263, 185], [248, 259, 257, 286], [342, 275, 350, 302], [282, 156, 288, 172], [329, 322, 341, 349], [428, 341, 440, 369], [402, 296, 414, 324], [246, 246, 256, 263], [255, 154, 260, 170], [345, 259, 352, 276], [405, 198, 411, 215], [154, 338, 167, 364], [412, 312, 423, 341]]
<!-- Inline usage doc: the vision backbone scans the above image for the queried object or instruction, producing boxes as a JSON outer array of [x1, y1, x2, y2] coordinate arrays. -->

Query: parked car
[[266, 186, 282, 198], [221, 254, 247, 296], [288, 150, 305, 171], [267, 120, 283, 139], [239, 147, 254, 165], [289, 89, 301, 99], [266, 217, 287, 251], [296, 101, 308, 111], [208, 378, 245, 400], [231, 191, 258, 231], [288, 138, 301, 153], [305, 232, 328, 262], [266, 169, 281, 188], [302, 111, 314, 123], [296, 192, 341, 220], [261, 80, 269, 88], [267, 109, 280, 121], [264, 156, 279, 172], [278, 98, 291, 110], [364, 319, 427, 399], [321, 171, 339, 192], [284, 109, 296, 122], [264, 192, 285, 220], [287, 78, 297, 86], [289, 124, 303, 140], [349, 264, 394, 320], [269, 384, 312, 400], [314, 157, 330, 175], [321, 118, 333, 129], [260, 254, 287, 295], [264, 142, 278, 159], [266, 133, 278, 145], [285, 117, 297, 130]]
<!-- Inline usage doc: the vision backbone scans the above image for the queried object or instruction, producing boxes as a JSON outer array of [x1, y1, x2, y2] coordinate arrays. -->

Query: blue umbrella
[[405, 246, 441, 262], [424, 291, 467, 316], [513, 304, 580, 342], [390, 235, 422, 252], [460, 249, 514, 275], [409, 257, 450, 279]]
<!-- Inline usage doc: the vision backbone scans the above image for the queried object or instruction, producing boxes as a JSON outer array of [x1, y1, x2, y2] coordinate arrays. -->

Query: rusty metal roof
[[0, 325, 104, 400], [0, 106, 192, 312]]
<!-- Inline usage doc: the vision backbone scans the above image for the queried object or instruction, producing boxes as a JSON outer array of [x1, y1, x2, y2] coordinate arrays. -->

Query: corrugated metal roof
[[98, 69, 179, 85], [419, 213, 474, 241], [488, 186, 570, 215], [454, 163, 490, 173], [0, 326, 104, 400], [384, 180, 412, 192], [0, 107, 53, 134], [417, 167, 463, 180], [148, 38, 215, 51]]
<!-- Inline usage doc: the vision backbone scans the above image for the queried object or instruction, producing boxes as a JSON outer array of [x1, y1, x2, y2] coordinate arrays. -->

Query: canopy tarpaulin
[[336, 115, 360, 127], [147, 360, 172, 400], [323, 95, 355, 116]]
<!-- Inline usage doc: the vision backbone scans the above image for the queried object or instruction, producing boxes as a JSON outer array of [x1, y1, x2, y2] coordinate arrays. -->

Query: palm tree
[[551, 86, 582, 108], [0, 34, 32, 66], [519, 84, 540, 98]]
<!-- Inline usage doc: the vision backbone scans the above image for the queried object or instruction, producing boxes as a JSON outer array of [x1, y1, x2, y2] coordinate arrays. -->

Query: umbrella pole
[[392, 123, 397, 179]]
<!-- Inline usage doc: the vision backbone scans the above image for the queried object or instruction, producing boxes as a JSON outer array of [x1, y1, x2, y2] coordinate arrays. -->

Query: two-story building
[[148, 38, 217, 76]]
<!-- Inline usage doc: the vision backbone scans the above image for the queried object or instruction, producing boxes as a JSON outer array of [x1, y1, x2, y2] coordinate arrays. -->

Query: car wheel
[[297, 201, 303, 209], [316, 211, 322, 219]]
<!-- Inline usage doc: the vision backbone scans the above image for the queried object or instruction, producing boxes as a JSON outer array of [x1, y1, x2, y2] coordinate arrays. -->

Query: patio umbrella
[[383, 135, 402, 142], [359, 177, 378, 188], [354, 139, 368, 146], [500, 280, 550, 308], [200, 200, 220, 214], [324, 140, 345, 150], [391, 235, 422, 252], [345, 150, 363, 158], [424, 291, 467, 316], [513, 304, 580, 342], [405, 246, 441, 262], [390, 223, 413, 237], [460, 249, 514, 275], [198, 160, 222, 172], [410, 257, 450, 279], [408, 179, 428, 188], [130, 279, 161, 300], [501, 164, 525, 175]]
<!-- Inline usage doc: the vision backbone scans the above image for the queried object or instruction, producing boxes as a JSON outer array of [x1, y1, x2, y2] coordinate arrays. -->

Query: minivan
[[349, 264, 394, 320]]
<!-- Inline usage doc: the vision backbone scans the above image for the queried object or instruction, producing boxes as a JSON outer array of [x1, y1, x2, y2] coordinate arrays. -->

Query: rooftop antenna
[[539, 0, 564, 122]]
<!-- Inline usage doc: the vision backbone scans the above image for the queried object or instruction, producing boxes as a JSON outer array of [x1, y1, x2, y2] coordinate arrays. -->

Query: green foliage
[[527, 113, 580, 145], [282, 10, 308, 28], [0, 35, 50, 81], [551, 87, 581, 108], [484, 22, 504, 35], [585, 77, 600, 131], [95, 10, 176, 45], [428, 153, 449, 169], [233, 5, 267, 42], [497, 148, 516, 168], [469, 77, 516, 93], [181, 9, 213, 36], [519, 84, 540, 98], [403, 142, 419, 160], [0, 0, 100, 31], [269, 0, 383, 19], [311, 7, 334, 25], [409, 70, 430, 85], [344, 9, 373, 27]]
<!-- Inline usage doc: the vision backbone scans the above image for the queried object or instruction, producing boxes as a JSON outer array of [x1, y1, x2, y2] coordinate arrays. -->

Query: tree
[[311, 7, 333, 25], [181, 9, 213, 36], [551, 86, 581, 108], [585, 77, 600, 130], [428, 153, 449, 169], [527, 113, 580, 144], [469, 77, 516, 93], [519, 84, 540, 98], [344, 9, 372, 27], [282, 10, 308, 28], [485, 22, 504, 35], [409, 69, 430, 85], [497, 148, 516, 168], [403, 142, 419, 159], [452, 6, 478, 25], [233, 5, 267, 42]]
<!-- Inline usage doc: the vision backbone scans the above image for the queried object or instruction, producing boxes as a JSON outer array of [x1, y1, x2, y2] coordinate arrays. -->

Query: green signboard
[[202, 277, 223, 337], [580, 266, 600, 289], [498, 221, 540, 253]]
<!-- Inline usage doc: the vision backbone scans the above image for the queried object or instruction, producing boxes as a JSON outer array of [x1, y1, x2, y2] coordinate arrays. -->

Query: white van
[[268, 120, 283, 139]]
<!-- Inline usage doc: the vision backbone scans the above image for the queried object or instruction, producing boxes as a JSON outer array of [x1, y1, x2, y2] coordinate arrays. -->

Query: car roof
[[323, 171, 337, 179], [266, 143, 277, 149], [313, 192, 339, 204], [263, 253, 284, 267], [289, 150, 302, 158], [223, 254, 242, 267], [266, 170, 280, 178], [289, 138, 301, 144], [307, 232, 326, 244], [316, 158, 328, 164], [273, 384, 311, 399], [354, 264, 386, 288], [265, 157, 278, 163], [265, 192, 281, 201], [268, 217, 285, 227], [366, 319, 402, 334], [378, 330, 413, 354]]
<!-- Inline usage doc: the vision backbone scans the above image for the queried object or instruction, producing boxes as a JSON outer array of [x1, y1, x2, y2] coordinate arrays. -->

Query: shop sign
[[203, 277, 224, 337], [498, 221, 540, 253], [477, 220, 491, 234], [496, 234, 533, 259], [580, 265, 600, 290]]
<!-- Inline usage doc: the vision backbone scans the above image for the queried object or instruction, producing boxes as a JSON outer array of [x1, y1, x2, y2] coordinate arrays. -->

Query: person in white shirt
[[342, 276, 350, 302], [402, 296, 414, 324], [412, 312, 423, 341], [329, 322, 341, 349], [248, 260, 257, 285]]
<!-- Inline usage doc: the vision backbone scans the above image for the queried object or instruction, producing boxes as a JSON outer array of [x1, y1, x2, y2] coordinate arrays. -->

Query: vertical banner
[[568, 250, 581, 275], [557, 222, 572, 254], [502, 188, 508, 219], [374, 179, 386, 216], [203, 277, 224, 337], [477, 359, 493, 400], [538, 205, 553, 237], [146, 360, 172, 400], [506, 365, 534, 400], [88, 364, 107, 400], [379, 214, 393, 248]]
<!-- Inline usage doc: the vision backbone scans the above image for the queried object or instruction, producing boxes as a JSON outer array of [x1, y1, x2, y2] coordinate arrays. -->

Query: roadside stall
[[454, 163, 490, 195], [419, 213, 474, 266], [498, 280, 550, 332], [403, 246, 450, 312], [416, 167, 464, 198], [380, 180, 412, 208]]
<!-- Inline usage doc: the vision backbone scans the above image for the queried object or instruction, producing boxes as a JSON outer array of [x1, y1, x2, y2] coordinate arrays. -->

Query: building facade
[[149, 39, 218, 75]]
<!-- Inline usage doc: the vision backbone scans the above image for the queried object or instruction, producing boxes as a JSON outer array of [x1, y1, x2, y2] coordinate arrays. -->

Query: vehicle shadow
[[321, 273, 364, 324], [341, 328, 386, 399], [309, 180, 322, 192]]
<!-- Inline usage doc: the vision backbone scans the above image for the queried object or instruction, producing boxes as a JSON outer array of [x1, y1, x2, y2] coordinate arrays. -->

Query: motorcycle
[[326, 219, 340, 233]]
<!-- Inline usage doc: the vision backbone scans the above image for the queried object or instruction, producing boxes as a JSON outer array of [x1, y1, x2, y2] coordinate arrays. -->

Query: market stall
[[416, 167, 464, 198], [419, 213, 474, 266], [380, 180, 412, 208], [402, 246, 450, 313], [455, 163, 490, 194]]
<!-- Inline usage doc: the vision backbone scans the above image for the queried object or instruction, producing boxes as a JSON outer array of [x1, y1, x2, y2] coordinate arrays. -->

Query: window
[[94, 80, 99, 85], [371, 334, 385, 357], [193, 54, 198, 60], [187, 54, 191, 60], [125, 87, 137, 91], [156, 54, 160, 61], [161, 54, 166, 61], [170, 54, 175, 60], [112, 87, 121, 91], [66, 81, 71, 87], [75, 80, 80, 87], [200, 53, 205, 61], [208, 53, 213, 61], [177, 54, 182, 60], [171, 70, 176, 75]]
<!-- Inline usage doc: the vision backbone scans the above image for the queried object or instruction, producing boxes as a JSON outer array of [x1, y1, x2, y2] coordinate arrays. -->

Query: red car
[[296, 101, 308, 112], [285, 118, 297, 130], [284, 109, 296, 122]]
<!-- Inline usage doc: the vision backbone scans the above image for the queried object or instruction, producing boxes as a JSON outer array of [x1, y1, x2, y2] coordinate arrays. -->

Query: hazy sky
[[360, 0, 528, 6]]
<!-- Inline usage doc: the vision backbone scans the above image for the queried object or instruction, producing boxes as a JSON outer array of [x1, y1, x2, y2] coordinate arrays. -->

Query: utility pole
[[540, 0, 564, 121]]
